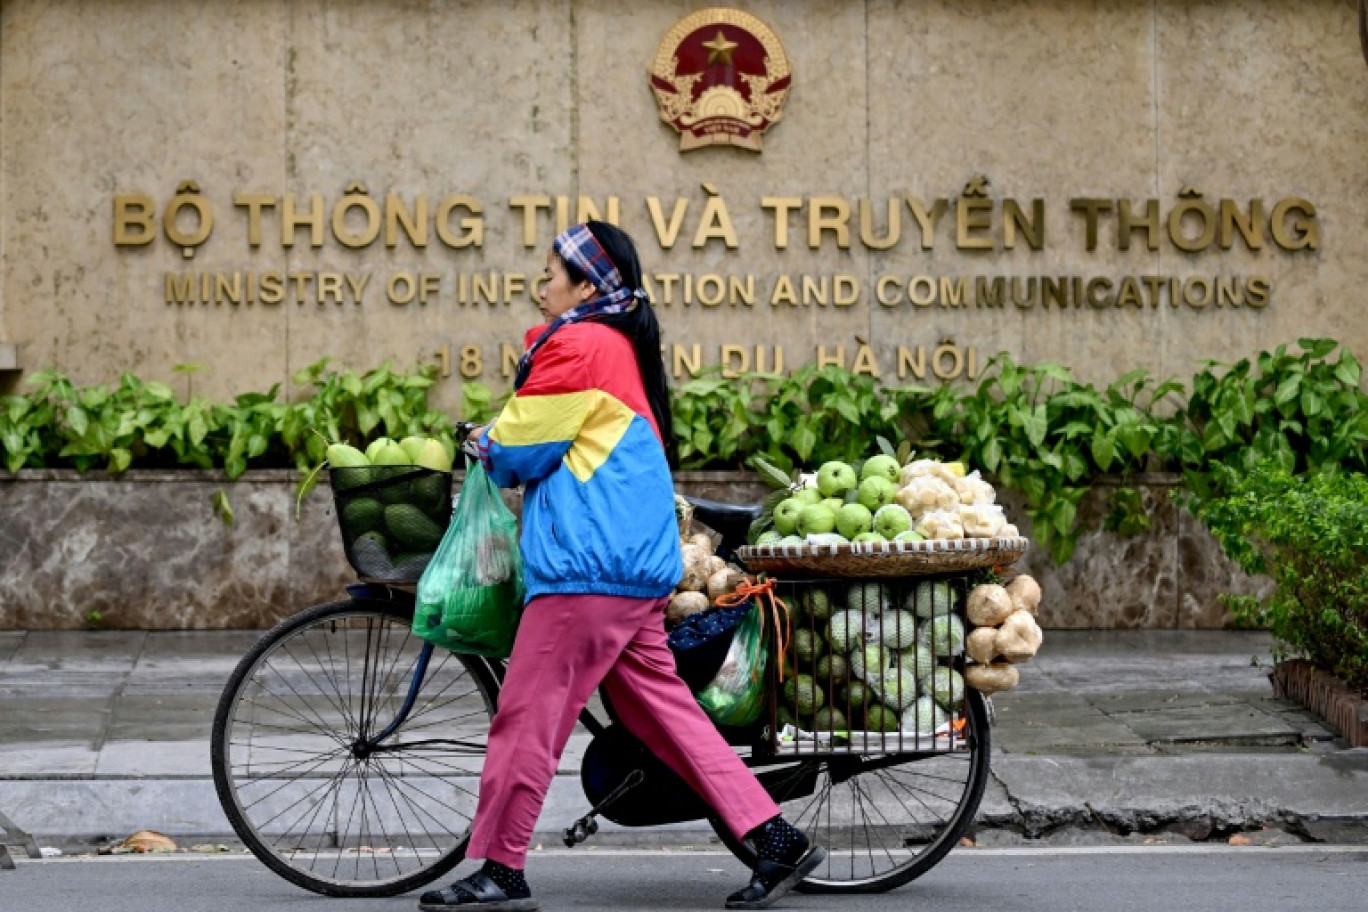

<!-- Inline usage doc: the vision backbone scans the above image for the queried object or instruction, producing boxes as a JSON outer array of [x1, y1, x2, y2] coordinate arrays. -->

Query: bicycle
[[210, 450, 994, 899]]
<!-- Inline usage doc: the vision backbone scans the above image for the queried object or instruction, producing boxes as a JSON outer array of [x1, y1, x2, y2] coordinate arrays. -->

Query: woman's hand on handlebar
[[455, 422, 487, 459]]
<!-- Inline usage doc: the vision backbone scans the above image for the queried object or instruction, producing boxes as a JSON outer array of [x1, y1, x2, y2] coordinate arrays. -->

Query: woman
[[419, 221, 824, 912]]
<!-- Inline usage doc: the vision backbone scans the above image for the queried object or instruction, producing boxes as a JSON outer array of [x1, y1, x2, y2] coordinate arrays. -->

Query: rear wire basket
[[768, 575, 976, 755], [330, 466, 453, 583]]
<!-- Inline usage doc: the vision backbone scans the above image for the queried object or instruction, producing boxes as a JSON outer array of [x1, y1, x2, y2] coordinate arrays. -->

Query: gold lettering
[[1270, 198, 1319, 251], [436, 195, 483, 248], [281, 194, 324, 248], [940, 276, 967, 308], [852, 344, 880, 378], [1003, 198, 1045, 250], [802, 275, 829, 306], [721, 344, 749, 378], [164, 272, 194, 304], [816, 345, 845, 369], [858, 198, 900, 250], [1218, 199, 1265, 251], [646, 197, 688, 248], [956, 197, 993, 250], [1069, 198, 1112, 251], [729, 275, 755, 306], [761, 197, 802, 249], [332, 192, 381, 249], [259, 273, 284, 305], [1246, 276, 1271, 307], [576, 196, 620, 225], [834, 274, 859, 306], [876, 275, 901, 307], [976, 276, 1005, 308], [673, 343, 702, 378], [897, 345, 926, 380], [114, 194, 157, 246], [808, 197, 851, 249], [344, 273, 370, 303], [697, 274, 726, 307], [770, 274, 798, 306], [1118, 199, 1161, 251], [906, 198, 947, 250], [509, 195, 550, 248], [318, 272, 344, 304], [233, 193, 276, 248], [385, 194, 429, 248], [1115, 276, 1144, 308], [1168, 194, 1217, 253], [693, 194, 738, 248]]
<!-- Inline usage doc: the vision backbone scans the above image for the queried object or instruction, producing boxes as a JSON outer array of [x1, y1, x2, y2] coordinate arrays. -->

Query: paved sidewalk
[[0, 629, 1365, 850]]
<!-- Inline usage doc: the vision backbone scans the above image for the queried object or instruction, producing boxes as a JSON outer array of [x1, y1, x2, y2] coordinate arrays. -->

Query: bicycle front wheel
[[211, 598, 499, 897], [717, 688, 992, 893]]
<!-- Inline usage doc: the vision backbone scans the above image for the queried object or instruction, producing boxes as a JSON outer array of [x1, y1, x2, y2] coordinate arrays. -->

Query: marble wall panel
[[0, 0, 291, 403], [1153, 0, 1368, 384], [1, 470, 1269, 630], [866, 0, 1165, 388]]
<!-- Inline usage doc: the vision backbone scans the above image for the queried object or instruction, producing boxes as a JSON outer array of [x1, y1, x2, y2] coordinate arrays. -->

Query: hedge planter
[[1271, 660, 1368, 748], [1, 470, 1268, 630]]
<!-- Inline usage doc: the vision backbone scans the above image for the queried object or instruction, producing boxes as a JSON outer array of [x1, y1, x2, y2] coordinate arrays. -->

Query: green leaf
[[212, 489, 235, 526], [752, 456, 795, 491], [108, 447, 132, 474], [875, 435, 896, 459], [1091, 431, 1116, 472]]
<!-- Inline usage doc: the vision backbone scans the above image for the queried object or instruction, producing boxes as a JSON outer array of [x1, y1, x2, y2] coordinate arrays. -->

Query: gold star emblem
[[702, 30, 738, 65]]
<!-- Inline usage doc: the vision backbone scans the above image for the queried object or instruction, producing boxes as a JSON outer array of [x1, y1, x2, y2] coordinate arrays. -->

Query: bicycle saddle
[[683, 496, 762, 553]]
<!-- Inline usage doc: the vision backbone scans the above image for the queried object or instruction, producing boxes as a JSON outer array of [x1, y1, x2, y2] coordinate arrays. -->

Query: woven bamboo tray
[[736, 536, 1030, 577]]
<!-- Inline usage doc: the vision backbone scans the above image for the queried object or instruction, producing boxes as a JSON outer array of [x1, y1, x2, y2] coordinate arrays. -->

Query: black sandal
[[724, 846, 827, 910], [418, 871, 539, 912]]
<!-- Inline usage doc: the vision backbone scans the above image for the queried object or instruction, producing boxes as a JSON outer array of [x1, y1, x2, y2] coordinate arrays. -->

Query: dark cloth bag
[[666, 599, 755, 692]]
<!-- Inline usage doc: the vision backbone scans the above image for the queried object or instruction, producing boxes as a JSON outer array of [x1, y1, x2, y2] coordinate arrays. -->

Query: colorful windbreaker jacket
[[477, 323, 683, 601]]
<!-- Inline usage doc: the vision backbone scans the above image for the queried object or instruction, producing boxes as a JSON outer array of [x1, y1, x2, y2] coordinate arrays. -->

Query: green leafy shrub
[[1196, 464, 1368, 690], [0, 360, 498, 479]]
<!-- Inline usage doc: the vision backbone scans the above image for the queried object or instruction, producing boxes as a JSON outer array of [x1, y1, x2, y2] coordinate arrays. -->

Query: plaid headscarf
[[514, 223, 646, 390]]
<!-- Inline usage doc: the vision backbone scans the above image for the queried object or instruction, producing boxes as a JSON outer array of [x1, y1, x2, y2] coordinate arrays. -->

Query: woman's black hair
[[558, 220, 677, 466]]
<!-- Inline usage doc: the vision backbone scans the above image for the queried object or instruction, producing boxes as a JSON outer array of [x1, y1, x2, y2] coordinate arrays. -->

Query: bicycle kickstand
[[562, 770, 645, 847]]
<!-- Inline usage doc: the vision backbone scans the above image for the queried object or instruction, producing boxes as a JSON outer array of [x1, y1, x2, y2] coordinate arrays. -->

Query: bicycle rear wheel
[[716, 689, 991, 893], [211, 597, 499, 897]]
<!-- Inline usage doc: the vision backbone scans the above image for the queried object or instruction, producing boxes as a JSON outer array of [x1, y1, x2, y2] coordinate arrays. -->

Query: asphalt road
[[4, 847, 1367, 912]]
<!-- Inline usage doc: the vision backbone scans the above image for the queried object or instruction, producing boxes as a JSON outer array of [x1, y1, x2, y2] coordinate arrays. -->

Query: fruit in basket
[[827, 609, 868, 653], [791, 628, 825, 665], [776, 707, 799, 731], [861, 453, 901, 485], [327, 443, 370, 468], [876, 610, 919, 648], [772, 497, 805, 535], [793, 487, 824, 506], [798, 588, 833, 621], [864, 703, 900, 732], [796, 504, 837, 537], [893, 530, 924, 543], [814, 652, 849, 684], [895, 644, 936, 679], [846, 581, 890, 614], [914, 508, 964, 541], [364, 437, 396, 462], [782, 674, 825, 717], [929, 667, 965, 710], [917, 614, 966, 657], [821, 497, 846, 515], [852, 532, 885, 544], [412, 473, 451, 516], [816, 461, 857, 497], [857, 475, 896, 512], [835, 503, 873, 539], [351, 530, 390, 566], [371, 441, 411, 466], [384, 504, 444, 551], [907, 579, 958, 619], [842, 680, 872, 708], [874, 667, 920, 711], [902, 695, 948, 735], [873, 504, 913, 539], [778, 534, 804, 545], [399, 436, 429, 462], [414, 439, 454, 472], [849, 644, 891, 682], [811, 706, 848, 733], [342, 497, 385, 534], [755, 530, 784, 546]]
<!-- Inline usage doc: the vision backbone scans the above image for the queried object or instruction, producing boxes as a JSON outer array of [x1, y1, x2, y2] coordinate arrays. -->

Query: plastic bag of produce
[[696, 604, 767, 726], [412, 460, 524, 657]]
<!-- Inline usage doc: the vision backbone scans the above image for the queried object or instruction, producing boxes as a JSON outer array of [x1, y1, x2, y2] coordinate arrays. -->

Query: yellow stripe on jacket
[[489, 392, 590, 446], [563, 391, 637, 482]]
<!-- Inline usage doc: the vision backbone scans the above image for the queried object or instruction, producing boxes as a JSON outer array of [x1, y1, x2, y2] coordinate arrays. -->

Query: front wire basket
[[330, 465, 453, 583], [767, 574, 977, 756]]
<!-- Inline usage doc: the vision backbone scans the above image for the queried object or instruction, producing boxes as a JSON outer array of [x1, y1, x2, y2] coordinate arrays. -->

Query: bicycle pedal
[[562, 815, 599, 848]]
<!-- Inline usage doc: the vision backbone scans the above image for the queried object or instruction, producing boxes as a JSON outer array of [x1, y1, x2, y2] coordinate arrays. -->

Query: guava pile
[[317, 435, 457, 578], [750, 453, 1020, 547], [778, 578, 975, 738], [961, 574, 1044, 696], [665, 496, 752, 624]]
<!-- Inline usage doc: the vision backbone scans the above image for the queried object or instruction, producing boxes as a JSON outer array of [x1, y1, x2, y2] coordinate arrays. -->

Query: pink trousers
[[464, 592, 781, 868]]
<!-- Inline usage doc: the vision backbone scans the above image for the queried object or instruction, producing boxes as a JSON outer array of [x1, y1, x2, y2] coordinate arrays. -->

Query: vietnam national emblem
[[649, 8, 792, 152]]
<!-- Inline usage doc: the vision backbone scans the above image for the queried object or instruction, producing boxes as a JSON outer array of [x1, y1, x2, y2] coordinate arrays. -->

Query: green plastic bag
[[696, 604, 766, 726], [413, 461, 525, 656]]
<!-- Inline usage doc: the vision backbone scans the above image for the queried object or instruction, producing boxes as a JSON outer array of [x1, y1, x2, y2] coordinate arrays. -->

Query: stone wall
[[3, 1, 1367, 405], [0, 470, 1267, 630]]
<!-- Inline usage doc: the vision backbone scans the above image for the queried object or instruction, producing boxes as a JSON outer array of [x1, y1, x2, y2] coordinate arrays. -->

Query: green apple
[[365, 437, 397, 462], [835, 503, 873, 539], [756, 530, 784, 545], [796, 503, 837, 537], [779, 535, 805, 545], [852, 531, 887, 544], [822, 497, 845, 515], [772, 497, 805, 535], [874, 504, 913, 539], [794, 487, 824, 506], [857, 475, 896, 511], [817, 461, 857, 497], [861, 453, 901, 484], [894, 530, 925, 543]]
